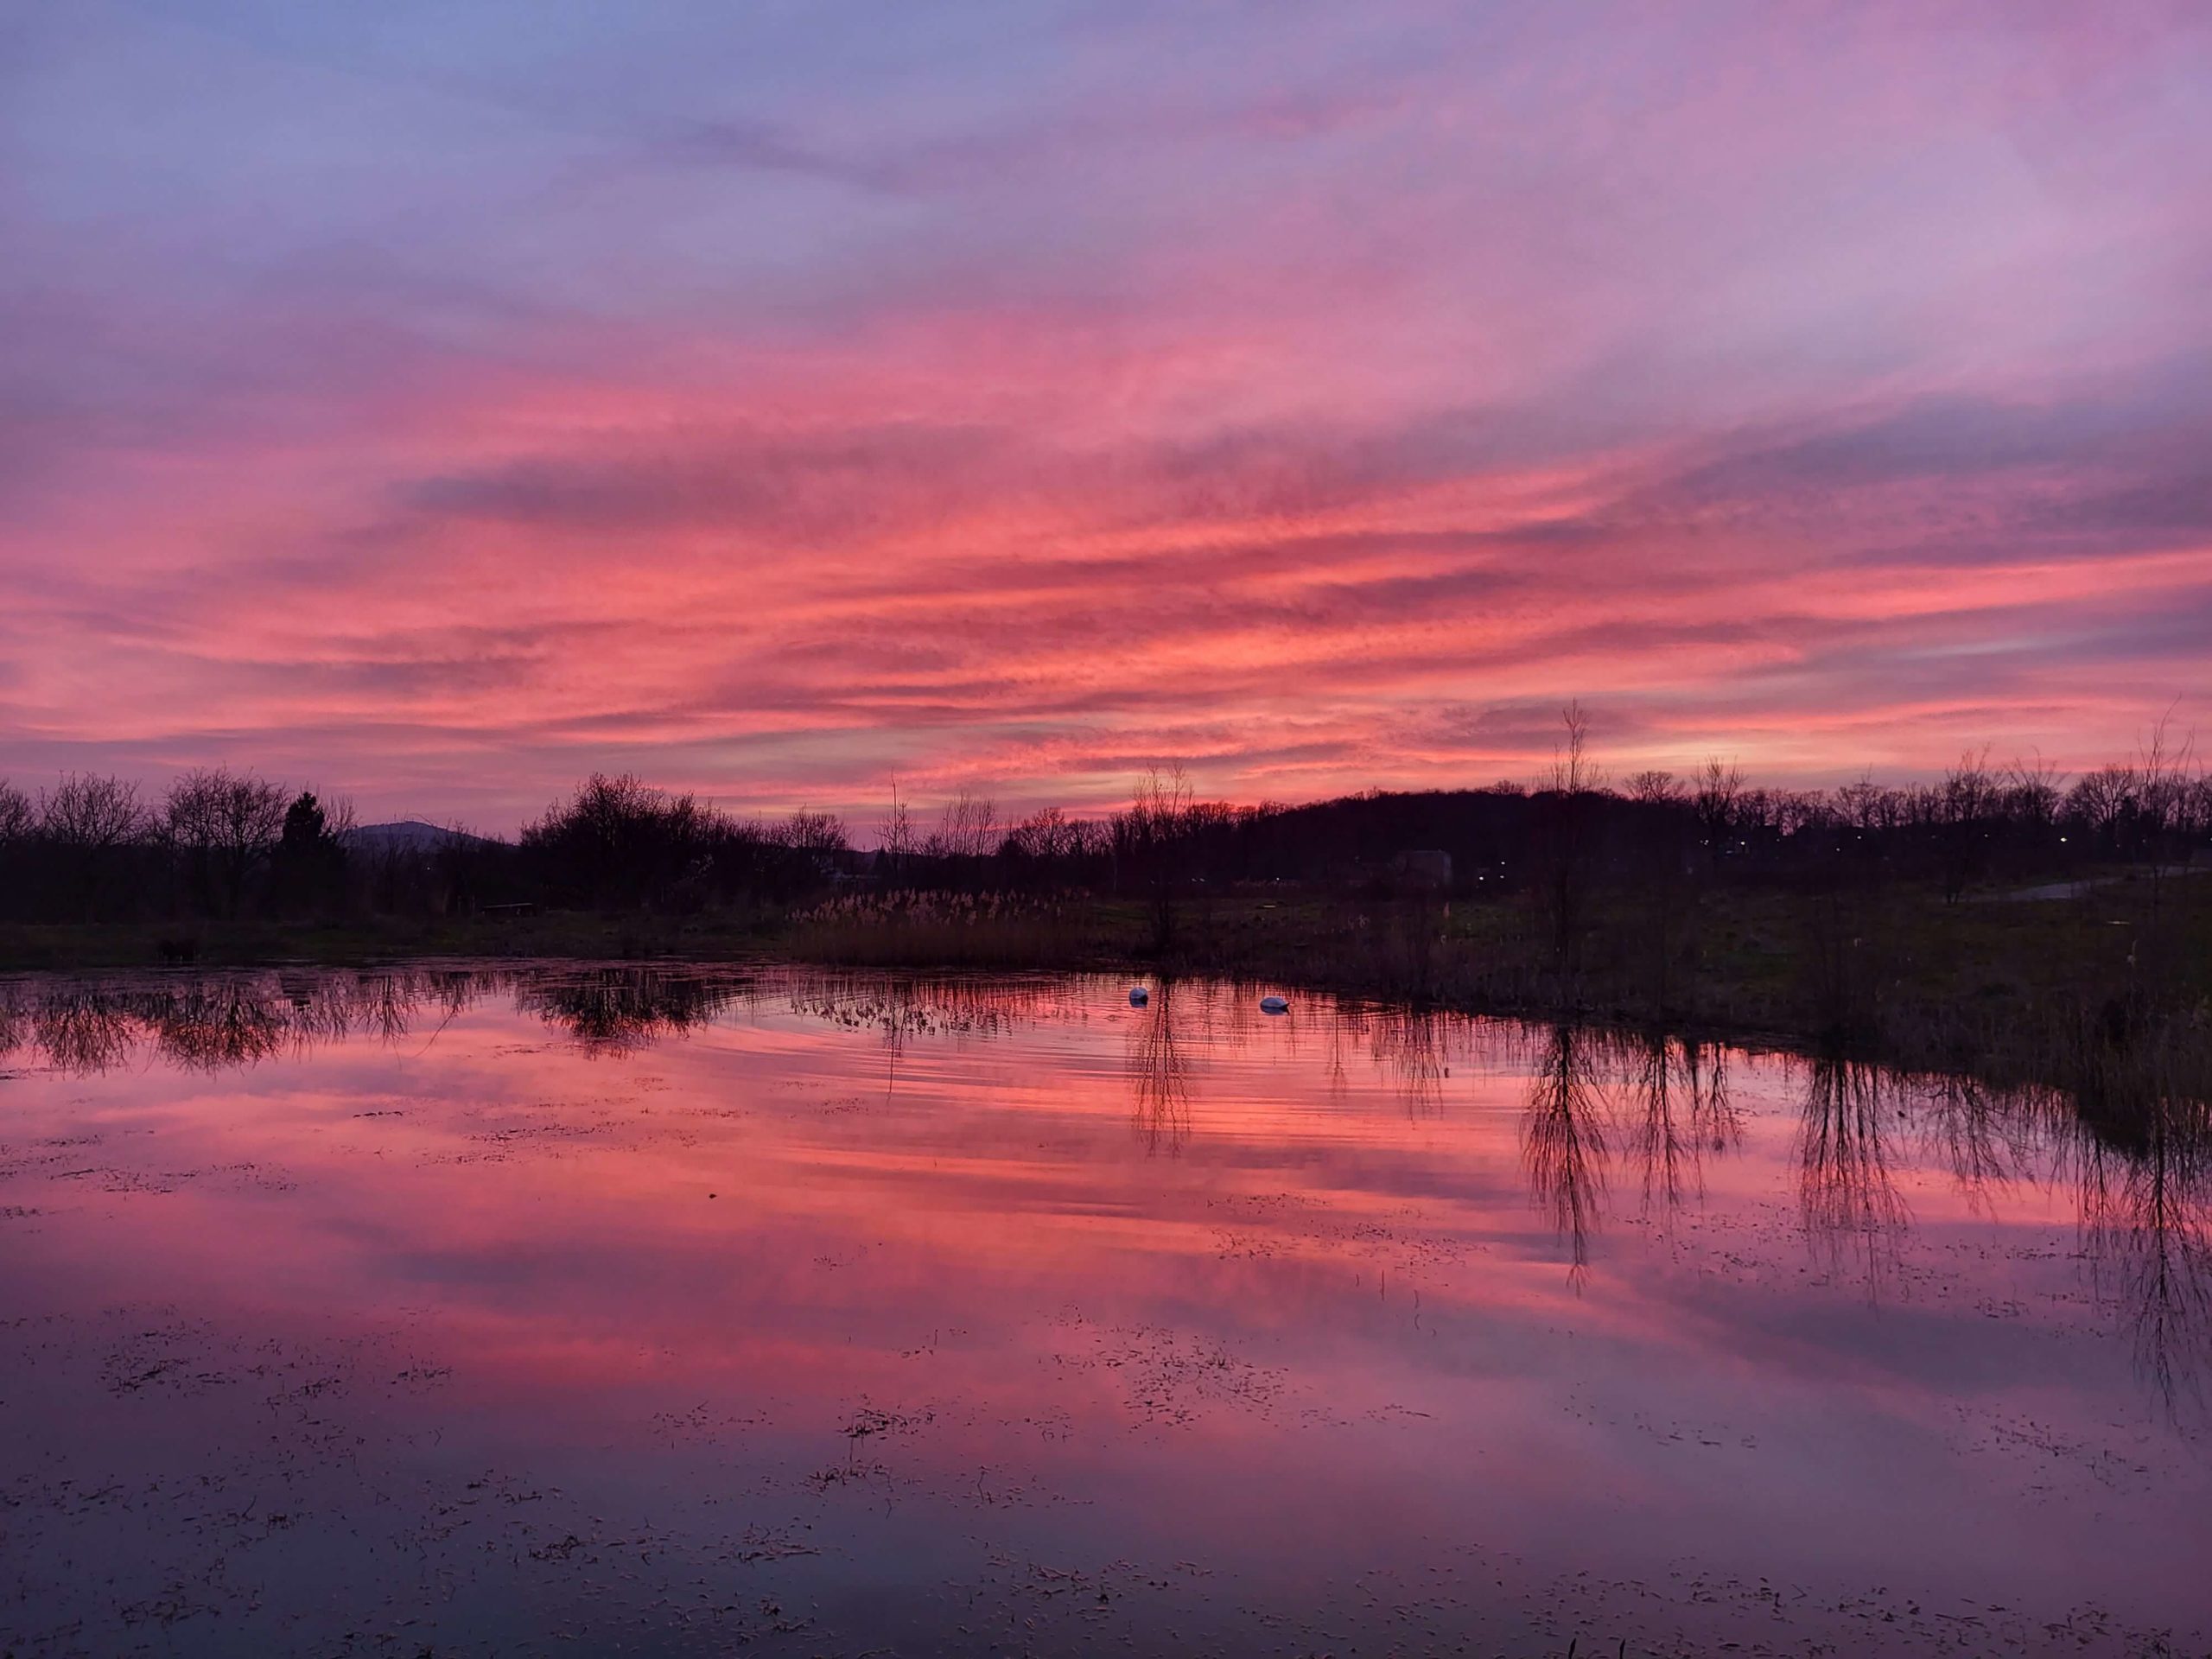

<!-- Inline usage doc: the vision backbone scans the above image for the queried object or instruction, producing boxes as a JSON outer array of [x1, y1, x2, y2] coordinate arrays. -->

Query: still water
[[1, 963, 2206, 1656]]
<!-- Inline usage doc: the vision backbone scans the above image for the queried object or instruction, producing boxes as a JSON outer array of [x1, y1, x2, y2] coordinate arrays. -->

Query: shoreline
[[4, 875, 2206, 1101]]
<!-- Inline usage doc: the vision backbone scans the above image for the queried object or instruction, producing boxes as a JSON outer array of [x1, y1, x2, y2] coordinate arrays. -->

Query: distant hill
[[340, 820, 502, 853]]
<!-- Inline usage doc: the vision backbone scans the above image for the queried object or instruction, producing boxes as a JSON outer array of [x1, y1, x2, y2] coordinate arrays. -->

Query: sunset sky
[[5, 3, 2209, 832]]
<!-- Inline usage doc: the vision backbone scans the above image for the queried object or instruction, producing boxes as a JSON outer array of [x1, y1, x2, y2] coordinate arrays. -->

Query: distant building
[[1392, 849, 1452, 888], [824, 848, 881, 884]]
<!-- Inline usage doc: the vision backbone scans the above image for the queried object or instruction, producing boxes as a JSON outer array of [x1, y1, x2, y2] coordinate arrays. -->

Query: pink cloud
[[3, 3, 2209, 828]]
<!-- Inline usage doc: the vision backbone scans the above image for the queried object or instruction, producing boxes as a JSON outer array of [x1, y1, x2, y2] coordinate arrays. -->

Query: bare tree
[[522, 773, 731, 908], [39, 772, 152, 918], [166, 766, 288, 917], [2184, 772, 2212, 842], [41, 772, 149, 849], [1547, 700, 1603, 798], [0, 779, 32, 845], [1770, 789, 1830, 837], [0, 780, 31, 921], [1008, 805, 1090, 863], [1694, 757, 1743, 870], [1833, 773, 1885, 836], [1624, 766, 1696, 1011], [1999, 753, 2068, 834], [1540, 702, 1604, 970], [1935, 746, 1998, 903], [783, 810, 849, 855], [2067, 762, 2139, 852], [877, 778, 917, 883], [926, 790, 998, 861], [2139, 707, 2195, 920], [1125, 765, 1193, 951]]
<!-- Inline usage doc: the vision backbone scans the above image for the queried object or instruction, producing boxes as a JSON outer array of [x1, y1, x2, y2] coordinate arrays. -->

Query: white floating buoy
[[1128, 986, 1149, 1006], [1259, 995, 1289, 1014]]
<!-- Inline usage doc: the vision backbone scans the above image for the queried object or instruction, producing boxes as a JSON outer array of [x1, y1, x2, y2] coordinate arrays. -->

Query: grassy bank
[[1155, 877, 2212, 1094], [0, 909, 794, 972], [5, 871, 2207, 1095]]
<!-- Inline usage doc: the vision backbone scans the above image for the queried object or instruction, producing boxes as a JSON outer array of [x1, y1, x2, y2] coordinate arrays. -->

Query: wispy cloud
[[2, 2, 2208, 825]]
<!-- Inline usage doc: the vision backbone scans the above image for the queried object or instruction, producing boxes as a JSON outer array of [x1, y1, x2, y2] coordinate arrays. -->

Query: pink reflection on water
[[0, 967, 2206, 1655]]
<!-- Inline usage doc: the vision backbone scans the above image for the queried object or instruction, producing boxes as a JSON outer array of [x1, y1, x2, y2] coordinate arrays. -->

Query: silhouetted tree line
[[0, 766, 864, 926], [517, 772, 847, 910], [3, 733, 2208, 928], [1080, 743, 2209, 903], [0, 770, 360, 925], [931, 736, 2210, 931]]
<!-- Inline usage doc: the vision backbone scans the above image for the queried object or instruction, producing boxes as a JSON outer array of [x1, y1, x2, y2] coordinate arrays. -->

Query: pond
[[1, 964, 2206, 1656]]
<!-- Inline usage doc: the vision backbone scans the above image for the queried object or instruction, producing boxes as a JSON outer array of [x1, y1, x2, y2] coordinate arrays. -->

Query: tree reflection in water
[[2068, 1050, 2212, 1419], [2, 965, 2208, 1412], [784, 970, 1073, 1046], [1798, 1057, 1911, 1299], [517, 967, 746, 1057], [30, 984, 138, 1076], [1126, 980, 1193, 1154], [1522, 1024, 1610, 1281], [1370, 1007, 1449, 1117], [1681, 1039, 1740, 1155], [1616, 1033, 1739, 1223], [1320, 1003, 1353, 1100], [154, 979, 290, 1071], [1914, 1071, 2030, 1216], [0, 988, 23, 1067]]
